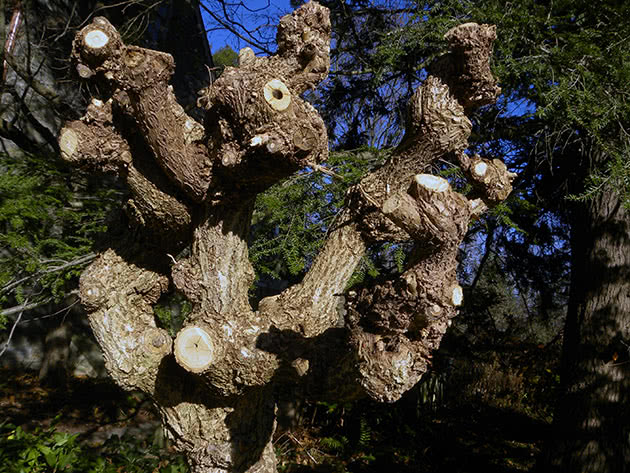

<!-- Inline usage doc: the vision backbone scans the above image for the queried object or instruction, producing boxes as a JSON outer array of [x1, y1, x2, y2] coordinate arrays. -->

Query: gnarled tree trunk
[[59, 4, 512, 471]]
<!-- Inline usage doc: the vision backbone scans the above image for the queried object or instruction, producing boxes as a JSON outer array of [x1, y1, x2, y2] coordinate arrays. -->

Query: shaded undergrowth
[[0, 370, 550, 473]]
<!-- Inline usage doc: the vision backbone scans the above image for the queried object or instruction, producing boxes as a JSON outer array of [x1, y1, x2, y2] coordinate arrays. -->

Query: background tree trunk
[[38, 321, 71, 386], [540, 146, 630, 472]]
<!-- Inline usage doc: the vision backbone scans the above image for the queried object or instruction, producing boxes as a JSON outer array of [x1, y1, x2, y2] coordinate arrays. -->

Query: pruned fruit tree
[[58, 2, 513, 472]]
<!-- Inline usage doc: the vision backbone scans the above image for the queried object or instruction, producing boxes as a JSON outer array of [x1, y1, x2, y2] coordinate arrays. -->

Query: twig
[[21, 297, 79, 323], [312, 164, 344, 181], [200, 3, 272, 55], [0, 298, 27, 358], [3, 53, 65, 107], [0, 297, 52, 318], [287, 432, 319, 464], [52, 1, 77, 42]]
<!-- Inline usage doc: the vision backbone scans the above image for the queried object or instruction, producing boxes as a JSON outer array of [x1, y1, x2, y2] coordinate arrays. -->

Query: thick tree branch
[[298, 22, 509, 404], [59, 98, 192, 248], [70, 17, 212, 202], [258, 210, 365, 337], [197, 2, 331, 196], [429, 23, 501, 111], [79, 249, 170, 392]]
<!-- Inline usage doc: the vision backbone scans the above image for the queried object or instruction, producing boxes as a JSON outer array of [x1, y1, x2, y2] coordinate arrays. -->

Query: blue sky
[[201, 0, 294, 55]]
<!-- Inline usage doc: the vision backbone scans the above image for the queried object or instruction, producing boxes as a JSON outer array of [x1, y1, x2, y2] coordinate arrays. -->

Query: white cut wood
[[451, 285, 463, 306], [174, 326, 215, 373], [414, 174, 450, 193], [239, 47, 256, 66], [84, 30, 109, 49], [59, 129, 78, 160], [264, 79, 291, 111], [473, 161, 488, 177]]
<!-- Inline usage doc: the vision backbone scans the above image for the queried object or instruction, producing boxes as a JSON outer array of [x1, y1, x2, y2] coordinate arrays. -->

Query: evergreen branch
[[1, 253, 96, 295], [312, 164, 344, 181]]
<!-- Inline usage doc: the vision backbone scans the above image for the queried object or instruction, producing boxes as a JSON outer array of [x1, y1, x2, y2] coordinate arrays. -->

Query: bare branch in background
[[200, 0, 289, 54], [0, 299, 27, 358]]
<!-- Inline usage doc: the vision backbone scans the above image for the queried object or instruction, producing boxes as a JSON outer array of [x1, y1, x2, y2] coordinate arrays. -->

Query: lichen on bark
[[59, 2, 513, 472]]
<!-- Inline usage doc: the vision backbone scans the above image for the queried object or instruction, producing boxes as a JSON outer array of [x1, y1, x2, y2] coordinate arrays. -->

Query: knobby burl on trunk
[[58, 3, 512, 472]]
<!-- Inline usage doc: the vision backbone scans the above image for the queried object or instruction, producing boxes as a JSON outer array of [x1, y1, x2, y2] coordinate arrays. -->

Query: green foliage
[[0, 420, 188, 473], [465, 0, 630, 202], [249, 148, 387, 296], [344, 256, 380, 290], [357, 417, 371, 448], [312, 400, 373, 456], [313, 1, 440, 147], [212, 45, 239, 77], [247, 147, 422, 300], [0, 422, 80, 473], [319, 435, 349, 453], [0, 151, 118, 316], [153, 293, 192, 336], [415, 371, 446, 413]]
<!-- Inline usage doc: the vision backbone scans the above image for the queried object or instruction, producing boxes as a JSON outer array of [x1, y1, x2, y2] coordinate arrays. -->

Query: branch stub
[[451, 285, 463, 306], [239, 47, 256, 66], [59, 129, 78, 162], [473, 161, 488, 177], [174, 326, 215, 373], [84, 29, 109, 49], [413, 174, 450, 193], [264, 79, 291, 111]]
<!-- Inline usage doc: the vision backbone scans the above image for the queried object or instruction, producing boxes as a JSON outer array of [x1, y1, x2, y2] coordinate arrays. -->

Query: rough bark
[[59, 4, 512, 472], [539, 148, 630, 472]]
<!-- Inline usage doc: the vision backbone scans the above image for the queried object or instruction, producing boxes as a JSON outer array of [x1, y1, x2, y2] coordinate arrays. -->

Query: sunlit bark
[[60, 3, 511, 471]]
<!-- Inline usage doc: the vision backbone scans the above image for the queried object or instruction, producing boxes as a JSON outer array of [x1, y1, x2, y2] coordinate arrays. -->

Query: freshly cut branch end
[[473, 161, 488, 177], [84, 30, 109, 49], [264, 79, 291, 111], [238, 47, 256, 66], [174, 326, 215, 373], [451, 285, 463, 306], [469, 198, 488, 218], [413, 174, 450, 194], [75, 18, 121, 65], [461, 154, 514, 205], [59, 128, 78, 162]]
